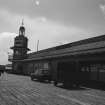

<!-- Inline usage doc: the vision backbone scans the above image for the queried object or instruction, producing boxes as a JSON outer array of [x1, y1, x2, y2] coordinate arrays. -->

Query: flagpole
[[37, 40, 39, 52]]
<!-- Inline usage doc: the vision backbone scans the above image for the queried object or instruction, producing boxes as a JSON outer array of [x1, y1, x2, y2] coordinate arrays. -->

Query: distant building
[[0, 65, 5, 72], [5, 64, 12, 72]]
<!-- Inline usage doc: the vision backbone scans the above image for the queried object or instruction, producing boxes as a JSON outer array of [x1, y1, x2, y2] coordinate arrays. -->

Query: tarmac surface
[[0, 73, 105, 105]]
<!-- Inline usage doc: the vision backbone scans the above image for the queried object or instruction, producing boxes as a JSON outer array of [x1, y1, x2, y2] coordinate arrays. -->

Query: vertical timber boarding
[[50, 60, 58, 82], [50, 58, 82, 86]]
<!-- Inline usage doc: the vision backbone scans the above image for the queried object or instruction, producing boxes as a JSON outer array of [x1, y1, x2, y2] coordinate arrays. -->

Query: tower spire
[[19, 19, 25, 36], [22, 19, 24, 26]]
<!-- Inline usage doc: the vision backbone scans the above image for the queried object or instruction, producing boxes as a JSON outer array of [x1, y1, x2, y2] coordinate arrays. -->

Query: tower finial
[[22, 19, 24, 26], [19, 19, 25, 36]]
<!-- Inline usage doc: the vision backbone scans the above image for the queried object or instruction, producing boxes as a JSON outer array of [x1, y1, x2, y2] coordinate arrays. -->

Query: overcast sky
[[0, 0, 105, 64]]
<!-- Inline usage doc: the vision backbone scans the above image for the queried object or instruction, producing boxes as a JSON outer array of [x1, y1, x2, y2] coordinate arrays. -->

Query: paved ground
[[0, 74, 105, 105]]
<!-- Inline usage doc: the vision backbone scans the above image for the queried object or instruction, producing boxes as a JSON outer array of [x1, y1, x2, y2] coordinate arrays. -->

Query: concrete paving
[[0, 74, 105, 105]]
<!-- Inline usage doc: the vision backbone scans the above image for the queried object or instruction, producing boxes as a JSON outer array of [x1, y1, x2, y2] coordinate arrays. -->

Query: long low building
[[10, 24, 105, 86], [20, 34, 105, 84], [26, 34, 105, 61]]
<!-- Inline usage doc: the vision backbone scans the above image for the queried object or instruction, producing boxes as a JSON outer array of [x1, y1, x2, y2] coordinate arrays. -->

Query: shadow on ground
[[56, 83, 105, 91], [31, 79, 51, 84], [82, 82, 105, 91], [55, 83, 88, 91], [31, 79, 105, 91]]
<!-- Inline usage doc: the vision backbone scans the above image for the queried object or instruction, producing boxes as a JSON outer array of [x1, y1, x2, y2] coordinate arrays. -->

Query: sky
[[0, 0, 105, 64]]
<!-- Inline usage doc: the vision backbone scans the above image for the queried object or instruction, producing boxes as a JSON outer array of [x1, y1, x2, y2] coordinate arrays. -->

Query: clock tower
[[11, 21, 30, 74]]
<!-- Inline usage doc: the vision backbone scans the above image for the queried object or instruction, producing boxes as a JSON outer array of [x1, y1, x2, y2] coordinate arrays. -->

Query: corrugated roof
[[20, 35, 105, 61]]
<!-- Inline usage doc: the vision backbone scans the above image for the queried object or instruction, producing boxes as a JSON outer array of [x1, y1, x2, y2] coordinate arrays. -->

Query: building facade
[[10, 22, 30, 74], [22, 35, 105, 85], [10, 24, 105, 85]]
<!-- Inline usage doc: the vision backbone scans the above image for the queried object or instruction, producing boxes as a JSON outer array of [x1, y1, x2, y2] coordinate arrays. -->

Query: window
[[44, 63, 49, 69]]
